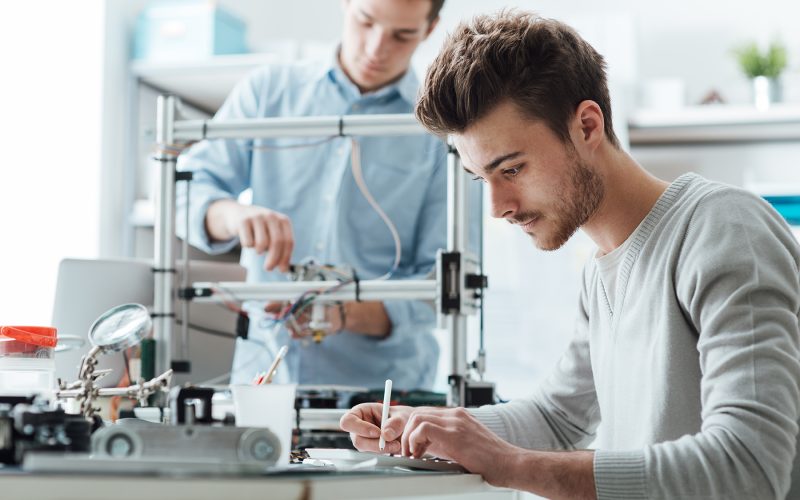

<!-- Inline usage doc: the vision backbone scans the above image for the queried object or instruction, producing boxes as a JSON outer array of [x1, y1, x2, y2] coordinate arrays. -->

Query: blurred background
[[2, 0, 800, 398]]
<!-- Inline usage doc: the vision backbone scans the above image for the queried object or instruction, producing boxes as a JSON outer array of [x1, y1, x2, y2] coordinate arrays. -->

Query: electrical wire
[[350, 138, 402, 280], [249, 136, 338, 151]]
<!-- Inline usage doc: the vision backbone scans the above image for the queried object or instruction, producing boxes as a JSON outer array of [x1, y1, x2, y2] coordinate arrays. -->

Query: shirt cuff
[[593, 449, 647, 500]]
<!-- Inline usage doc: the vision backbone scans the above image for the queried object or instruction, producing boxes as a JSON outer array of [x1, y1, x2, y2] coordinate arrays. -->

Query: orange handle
[[0, 326, 58, 348]]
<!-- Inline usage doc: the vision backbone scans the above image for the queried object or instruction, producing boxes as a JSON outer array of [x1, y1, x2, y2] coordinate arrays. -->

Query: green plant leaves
[[732, 41, 788, 78]]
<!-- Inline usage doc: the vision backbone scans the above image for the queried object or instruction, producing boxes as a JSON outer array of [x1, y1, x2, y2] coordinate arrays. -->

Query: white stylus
[[378, 379, 392, 451]]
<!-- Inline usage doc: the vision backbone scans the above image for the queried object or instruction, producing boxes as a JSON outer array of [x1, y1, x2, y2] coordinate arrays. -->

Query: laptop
[[52, 258, 246, 387]]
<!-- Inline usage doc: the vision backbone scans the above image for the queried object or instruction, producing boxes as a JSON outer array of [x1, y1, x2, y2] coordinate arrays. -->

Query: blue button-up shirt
[[176, 54, 447, 390]]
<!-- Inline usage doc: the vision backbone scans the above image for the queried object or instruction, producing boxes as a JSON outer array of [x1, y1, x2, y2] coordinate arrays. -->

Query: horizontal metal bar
[[190, 279, 437, 302], [172, 113, 426, 141]]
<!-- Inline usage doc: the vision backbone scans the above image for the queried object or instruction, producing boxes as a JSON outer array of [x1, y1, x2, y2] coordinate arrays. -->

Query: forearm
[[505, 449, 596, 500], [205, 198, 239, 242], [343, 301, 391, 337]]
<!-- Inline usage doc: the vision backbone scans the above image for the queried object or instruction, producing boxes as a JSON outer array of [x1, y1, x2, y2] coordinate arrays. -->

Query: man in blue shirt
[[176, 0, 447, 390]]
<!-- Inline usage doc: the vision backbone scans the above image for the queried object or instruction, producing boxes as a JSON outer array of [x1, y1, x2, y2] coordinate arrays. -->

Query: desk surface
[[1, 469, 517, 500]]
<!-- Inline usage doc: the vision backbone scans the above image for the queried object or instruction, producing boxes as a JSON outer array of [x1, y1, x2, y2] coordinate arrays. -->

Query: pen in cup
[[258, 345, 288, 385], [379, 378, 392, 451]]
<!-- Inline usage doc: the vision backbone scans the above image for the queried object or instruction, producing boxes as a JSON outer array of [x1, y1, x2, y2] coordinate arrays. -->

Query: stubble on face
[[515, 150, 605, 251]]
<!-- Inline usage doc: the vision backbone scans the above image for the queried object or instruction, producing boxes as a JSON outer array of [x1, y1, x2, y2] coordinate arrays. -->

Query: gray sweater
[[471, 173, 800, 499]]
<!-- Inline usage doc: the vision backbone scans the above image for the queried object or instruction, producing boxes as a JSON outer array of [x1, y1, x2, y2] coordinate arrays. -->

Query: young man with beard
[[340, 11, 800, 500], [176, 0, 447, 390]]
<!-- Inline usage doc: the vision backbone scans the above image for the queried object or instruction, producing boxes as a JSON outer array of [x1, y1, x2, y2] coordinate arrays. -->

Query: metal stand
[[153, 96, 178, 378], [56, 346, 173, 419], [153, 96, 490, 406]]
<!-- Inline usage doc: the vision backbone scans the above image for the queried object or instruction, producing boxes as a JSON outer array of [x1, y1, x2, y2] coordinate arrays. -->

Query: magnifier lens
[[88, 303, 152, 352]]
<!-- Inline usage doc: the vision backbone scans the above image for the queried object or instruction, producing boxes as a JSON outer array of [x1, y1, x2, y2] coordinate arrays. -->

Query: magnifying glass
[[88, 303, 152, 352]]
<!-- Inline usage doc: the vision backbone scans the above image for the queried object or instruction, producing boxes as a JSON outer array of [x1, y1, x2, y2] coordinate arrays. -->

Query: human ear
[[572, 100, 604, 152]]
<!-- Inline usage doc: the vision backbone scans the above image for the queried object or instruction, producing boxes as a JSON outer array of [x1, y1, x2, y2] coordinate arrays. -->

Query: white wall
[[219, 0, 800, 107], [0, 1, 104, 325]]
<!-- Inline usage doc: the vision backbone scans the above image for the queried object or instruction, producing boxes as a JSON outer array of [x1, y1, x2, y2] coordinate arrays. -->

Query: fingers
[[263, 214, 293, 272], [382, 414, 407, 444], [402, 413, 451, 458], [340, 409, 381, 439], [340, 404, 382, 452], [230, 206, 294, 272], [251, 217, 269, 254], [264, 302, 283, 315], [238, 218, 256, 249], [340, 404, 411, 454]]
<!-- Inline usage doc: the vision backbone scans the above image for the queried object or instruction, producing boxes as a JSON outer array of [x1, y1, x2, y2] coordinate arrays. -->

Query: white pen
[[378, 379, 392, 451], [262, 345, 289, 384]]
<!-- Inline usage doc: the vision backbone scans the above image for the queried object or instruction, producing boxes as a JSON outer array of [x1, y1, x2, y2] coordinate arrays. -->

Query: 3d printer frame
[[152, 95, 489, 407]]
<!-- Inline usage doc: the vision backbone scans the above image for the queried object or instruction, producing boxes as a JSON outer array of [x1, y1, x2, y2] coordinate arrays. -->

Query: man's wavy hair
[[416, 10, 620, 149]]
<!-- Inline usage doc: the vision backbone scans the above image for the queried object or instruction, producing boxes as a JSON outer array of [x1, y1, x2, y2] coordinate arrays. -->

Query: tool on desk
[[379, 378, 392, 451]]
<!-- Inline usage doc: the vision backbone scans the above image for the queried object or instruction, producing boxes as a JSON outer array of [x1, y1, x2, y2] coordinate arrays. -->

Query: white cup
[[232, 384, 297, 464]]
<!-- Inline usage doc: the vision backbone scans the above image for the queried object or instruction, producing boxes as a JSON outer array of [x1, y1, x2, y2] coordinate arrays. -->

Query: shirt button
[[352, 103, 361, 111], [316, 242, 325, 251], [324, 195, 334, 203]]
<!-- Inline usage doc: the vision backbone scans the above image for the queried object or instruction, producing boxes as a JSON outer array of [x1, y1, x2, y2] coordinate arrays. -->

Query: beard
[[514, 152, 604, 251]]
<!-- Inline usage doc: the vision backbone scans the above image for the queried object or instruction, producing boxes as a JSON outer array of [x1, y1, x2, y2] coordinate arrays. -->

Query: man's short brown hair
[[416, 10, 620, 148], [428, 0, 445, 21]]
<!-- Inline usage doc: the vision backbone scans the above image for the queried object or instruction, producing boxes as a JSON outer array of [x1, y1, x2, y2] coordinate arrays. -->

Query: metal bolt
[[251, 439, 274, 461]]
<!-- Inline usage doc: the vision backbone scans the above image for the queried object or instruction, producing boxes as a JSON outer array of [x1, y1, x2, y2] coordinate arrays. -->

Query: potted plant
[[733, 40, 788, 109]]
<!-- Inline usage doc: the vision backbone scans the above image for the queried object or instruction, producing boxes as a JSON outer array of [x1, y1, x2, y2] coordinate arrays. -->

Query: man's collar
[[328, 46, 419, 105]]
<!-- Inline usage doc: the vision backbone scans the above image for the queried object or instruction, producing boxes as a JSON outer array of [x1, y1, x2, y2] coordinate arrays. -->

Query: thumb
[[382, 415, 407, 441]]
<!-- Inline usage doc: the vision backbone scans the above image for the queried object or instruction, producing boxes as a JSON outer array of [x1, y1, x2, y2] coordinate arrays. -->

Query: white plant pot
[[752, 76, 782, 110]]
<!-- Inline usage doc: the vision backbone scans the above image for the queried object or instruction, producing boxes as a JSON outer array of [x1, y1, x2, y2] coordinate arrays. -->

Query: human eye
[[502, 165, 523, 177], [471, 175, 486, 183]]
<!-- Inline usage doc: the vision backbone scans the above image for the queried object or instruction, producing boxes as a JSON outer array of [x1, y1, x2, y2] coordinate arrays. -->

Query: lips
[[363, 60, 385, 73], [518, 216, 539, 232]]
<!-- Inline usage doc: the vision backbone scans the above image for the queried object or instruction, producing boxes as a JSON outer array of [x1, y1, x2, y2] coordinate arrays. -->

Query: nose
[[365, 27, 389, 60], [488, 182, 516, 220]]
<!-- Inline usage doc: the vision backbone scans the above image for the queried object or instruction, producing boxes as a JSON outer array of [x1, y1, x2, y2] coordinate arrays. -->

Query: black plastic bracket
[[440, 252, 461, 314], [178, 287, 213, 300]]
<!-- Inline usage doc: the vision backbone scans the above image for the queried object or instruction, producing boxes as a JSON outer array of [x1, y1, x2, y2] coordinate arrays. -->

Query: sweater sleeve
[[595, 190, 800, 500], [471, 264, 601, 450]]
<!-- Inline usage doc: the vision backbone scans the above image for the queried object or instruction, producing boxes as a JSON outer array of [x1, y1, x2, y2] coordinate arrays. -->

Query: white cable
[[350, 138, 402, 279]]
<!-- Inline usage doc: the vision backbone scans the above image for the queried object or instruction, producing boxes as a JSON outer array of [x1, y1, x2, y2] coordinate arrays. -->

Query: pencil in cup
[[255, 345, 289, 386]]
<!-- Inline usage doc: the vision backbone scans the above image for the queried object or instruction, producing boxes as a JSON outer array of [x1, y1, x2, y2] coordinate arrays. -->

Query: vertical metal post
[[153, 95, 178, 377], [446, 140, 468, 407], [180, 180, 191, 361]]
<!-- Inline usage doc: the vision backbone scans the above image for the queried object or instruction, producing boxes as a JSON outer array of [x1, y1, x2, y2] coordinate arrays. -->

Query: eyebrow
[[359, 9, 421, 35], [482, 152, 523, 174]]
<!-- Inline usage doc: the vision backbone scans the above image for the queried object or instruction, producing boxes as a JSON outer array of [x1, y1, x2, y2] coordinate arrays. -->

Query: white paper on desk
[[232, 384, 297, 464]]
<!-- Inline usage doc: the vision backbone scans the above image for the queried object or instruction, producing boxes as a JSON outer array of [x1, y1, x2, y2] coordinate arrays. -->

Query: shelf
[[628, 104, 800, 145], [130, 53, 280, 112]]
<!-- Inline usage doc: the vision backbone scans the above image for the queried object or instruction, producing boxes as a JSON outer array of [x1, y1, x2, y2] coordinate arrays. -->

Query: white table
[[1, 469, 518, 500]]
